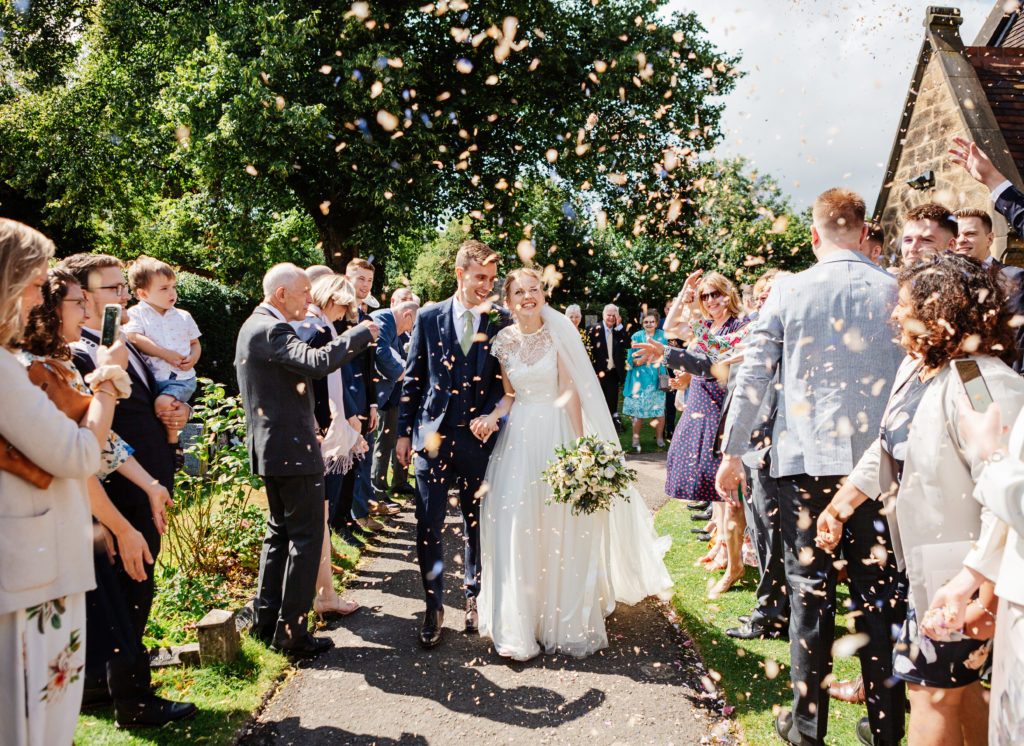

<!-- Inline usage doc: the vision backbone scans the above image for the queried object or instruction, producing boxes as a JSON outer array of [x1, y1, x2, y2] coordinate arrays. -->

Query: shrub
[[174, 272, 257, 392]]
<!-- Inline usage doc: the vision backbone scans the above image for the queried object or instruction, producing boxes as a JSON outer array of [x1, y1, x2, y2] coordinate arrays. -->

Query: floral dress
[[622, 329, 667, 418]]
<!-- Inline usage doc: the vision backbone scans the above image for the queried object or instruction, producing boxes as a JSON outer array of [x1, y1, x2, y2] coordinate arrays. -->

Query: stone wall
[[878, 54, 1023, 265]]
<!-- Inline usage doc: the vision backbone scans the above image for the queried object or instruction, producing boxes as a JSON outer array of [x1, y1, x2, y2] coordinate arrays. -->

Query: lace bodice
[[490, 324, 560, 405]]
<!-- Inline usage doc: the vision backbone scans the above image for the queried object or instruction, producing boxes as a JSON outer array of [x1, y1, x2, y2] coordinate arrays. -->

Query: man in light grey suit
[[236, 263, 377, 658], [715, 190, 905, 746]]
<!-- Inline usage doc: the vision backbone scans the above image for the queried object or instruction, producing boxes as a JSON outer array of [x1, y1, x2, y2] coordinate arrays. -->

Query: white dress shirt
[[991, 179, 1012, 203], [123, 300, 201, 381], [452, 295, 481, 348], [604, 323, 615, 369]]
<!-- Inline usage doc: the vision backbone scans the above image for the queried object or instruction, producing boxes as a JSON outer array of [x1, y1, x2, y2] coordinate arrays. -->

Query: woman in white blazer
[[0, 220, 126, 746], [815, 254, 1024, 746], [930, 388, 1024, 745]]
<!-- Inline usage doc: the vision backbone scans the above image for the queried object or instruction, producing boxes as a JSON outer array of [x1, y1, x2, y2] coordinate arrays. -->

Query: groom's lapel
[[437, 297, 456, 360]]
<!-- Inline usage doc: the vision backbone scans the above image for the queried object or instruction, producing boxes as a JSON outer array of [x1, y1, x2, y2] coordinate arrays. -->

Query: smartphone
[[953, 360, 994, 412], [100, 304, 121, 347]]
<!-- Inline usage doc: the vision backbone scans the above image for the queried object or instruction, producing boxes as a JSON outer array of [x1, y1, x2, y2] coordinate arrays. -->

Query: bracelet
[[94, 388, 117, 399], [969, 598, 997, 621], [85, 365, 132, 400]]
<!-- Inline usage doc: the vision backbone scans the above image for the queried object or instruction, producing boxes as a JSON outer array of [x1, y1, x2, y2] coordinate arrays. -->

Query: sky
[[667, 0, 999, 211]]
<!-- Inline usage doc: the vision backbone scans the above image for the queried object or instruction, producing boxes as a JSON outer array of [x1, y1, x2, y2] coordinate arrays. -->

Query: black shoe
[[419, 608, 444, 648], [687, 501, 710, 511], [773, 710, 822, 746], [690, 527, 708, 534], [855, 717, 896, 746], [691, 508, 712, 521], [614, 417, 624, 433], [725, 621, 787, 640], [114, 696, 198, 729], [272, 634, 334, 659], [738, 614, 751, 624], [338, 527, 365, 548], [392, 484, 416, 496], [695, 532, 713, 542], [81, 685, 113, 710], [465, 597, 479, 634]]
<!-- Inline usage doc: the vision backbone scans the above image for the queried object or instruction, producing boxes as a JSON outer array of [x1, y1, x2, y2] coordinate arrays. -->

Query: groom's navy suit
[[398, 297, 508, 611]]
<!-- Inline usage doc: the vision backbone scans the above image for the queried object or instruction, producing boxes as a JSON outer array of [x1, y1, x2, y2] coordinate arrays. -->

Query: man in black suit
[[235, 263, 376, 657], [950, 137, 1024, 239], [60, 253, 196, 728], [585, 304, 628, 429], [954, 207, 1024, 371]]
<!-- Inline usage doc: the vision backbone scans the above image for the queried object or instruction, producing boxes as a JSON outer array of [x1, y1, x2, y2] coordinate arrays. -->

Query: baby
[[124, 255, 202, 469]]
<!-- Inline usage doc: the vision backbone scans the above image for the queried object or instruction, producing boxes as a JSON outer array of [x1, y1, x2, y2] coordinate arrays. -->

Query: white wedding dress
[[478, 309, 673, 661]]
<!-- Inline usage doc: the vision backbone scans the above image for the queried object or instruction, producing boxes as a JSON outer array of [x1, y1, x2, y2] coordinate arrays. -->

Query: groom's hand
[[470, 416, 496, 442], [396, 437, 412, 468]]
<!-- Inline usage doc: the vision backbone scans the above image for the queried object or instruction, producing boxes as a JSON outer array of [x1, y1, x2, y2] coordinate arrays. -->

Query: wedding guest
[[939, 376, 1024, 745], [660, 298, 680, 440], [817, 253, 1023, 746], [0, 220, 122, 745], [60, 252, 192, 725], [370, 298, 419, 504], [236, 263, 376, 657], [663, 270, 749, 599], [296, 273, 366, 614], [860, 220, 884, 264], [384, 287, 417, 497], [622, 309, 667, 451], [305, 264, 334, 284], [564, 304, 582, 329], [900, 202, 957, 265], [19, 269, 197, 724], [586, 304, 628, 430], [954, 207, 1024, 372], [391, 286, 418, 307], [716, 189, 904, 746], [340, 257, 389, 532], [949, 136, 1024, 238], [123, 255, 202, 470]]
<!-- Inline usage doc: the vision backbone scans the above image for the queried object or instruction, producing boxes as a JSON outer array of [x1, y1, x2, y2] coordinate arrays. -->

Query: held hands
[[815, 508, 844, 553], [957, 396, 1007, 464], [470, 414, 499, 443], [949, 136, 1006, 191]]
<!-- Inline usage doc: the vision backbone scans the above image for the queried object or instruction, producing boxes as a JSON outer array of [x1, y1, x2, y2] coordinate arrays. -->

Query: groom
[[396, 239, 508, 648]]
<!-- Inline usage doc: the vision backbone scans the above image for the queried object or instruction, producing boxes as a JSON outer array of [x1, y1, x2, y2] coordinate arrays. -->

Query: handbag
[[0, 436, 53, 489], [657, 372, 672, 392], [27, 359, 93, 422]]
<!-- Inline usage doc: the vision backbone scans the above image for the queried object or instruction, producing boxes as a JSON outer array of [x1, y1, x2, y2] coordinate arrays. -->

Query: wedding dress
[[478, 307, 673, 661]]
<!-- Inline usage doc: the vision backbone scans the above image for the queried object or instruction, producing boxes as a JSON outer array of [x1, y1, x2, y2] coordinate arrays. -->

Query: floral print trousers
[[0, 594, 85, 746]]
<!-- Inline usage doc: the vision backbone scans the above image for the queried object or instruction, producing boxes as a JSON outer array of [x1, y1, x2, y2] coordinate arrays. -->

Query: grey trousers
[[371, 405, 408, 496]]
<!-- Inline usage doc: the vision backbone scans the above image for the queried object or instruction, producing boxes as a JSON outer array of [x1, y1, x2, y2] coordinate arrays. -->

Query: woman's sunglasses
[[699, 290, 724, 302]]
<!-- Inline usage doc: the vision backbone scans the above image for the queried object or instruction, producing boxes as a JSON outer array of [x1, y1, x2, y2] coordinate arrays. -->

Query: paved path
[[239, 453, 730, 745]]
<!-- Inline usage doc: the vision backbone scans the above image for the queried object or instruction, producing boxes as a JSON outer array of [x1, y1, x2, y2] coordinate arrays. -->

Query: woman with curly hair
[[816, 253, 1024, 746]]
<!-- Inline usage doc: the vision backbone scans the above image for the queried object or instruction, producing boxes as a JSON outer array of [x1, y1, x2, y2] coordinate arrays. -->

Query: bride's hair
[[501, 267, 546, 306]]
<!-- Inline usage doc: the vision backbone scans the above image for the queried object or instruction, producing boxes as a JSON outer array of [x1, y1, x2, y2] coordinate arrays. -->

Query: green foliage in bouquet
[[542, 435, 637, 516]]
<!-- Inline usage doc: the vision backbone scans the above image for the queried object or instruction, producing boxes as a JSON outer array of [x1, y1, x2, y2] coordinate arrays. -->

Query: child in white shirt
[[124, 255, 201, 469]]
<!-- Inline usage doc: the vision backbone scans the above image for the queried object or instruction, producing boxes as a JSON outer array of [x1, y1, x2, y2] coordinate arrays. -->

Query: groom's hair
[[456, 239, 498, 270]]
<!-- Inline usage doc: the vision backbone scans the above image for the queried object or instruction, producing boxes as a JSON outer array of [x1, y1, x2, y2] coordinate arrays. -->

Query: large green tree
[[1, 0, 738, 283]]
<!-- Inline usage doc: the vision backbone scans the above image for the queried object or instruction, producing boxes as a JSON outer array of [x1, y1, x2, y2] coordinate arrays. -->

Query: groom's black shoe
[[465, 597, 479, 634], [419, 609, 444, 648]]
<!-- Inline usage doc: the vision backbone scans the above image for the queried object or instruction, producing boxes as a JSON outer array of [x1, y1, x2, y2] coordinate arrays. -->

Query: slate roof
[[965, 46, 1024, 169]]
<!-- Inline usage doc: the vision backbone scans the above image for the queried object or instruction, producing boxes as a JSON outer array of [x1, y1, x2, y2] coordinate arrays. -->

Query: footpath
[[238, 453, 731, 745]]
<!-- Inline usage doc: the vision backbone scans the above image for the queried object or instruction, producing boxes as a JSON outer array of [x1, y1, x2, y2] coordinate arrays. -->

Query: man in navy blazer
[[370, 298, 419, 503], [396, 240, 508, 649]]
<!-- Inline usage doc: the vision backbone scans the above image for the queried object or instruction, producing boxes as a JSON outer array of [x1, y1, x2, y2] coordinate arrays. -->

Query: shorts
[[156, 373, 197, 403]]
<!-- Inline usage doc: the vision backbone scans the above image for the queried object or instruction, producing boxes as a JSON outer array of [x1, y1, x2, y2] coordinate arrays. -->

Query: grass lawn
[[75, 524, 368, 745], [655, 499, 908, 746]]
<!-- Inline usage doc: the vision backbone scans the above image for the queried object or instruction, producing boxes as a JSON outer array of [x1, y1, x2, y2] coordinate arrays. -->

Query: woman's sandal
[[314, 598, 360, 620], [707, 572, 744, 600]]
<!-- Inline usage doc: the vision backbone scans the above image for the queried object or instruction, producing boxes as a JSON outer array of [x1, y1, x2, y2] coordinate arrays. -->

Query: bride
[[471, 267, 673, 661]]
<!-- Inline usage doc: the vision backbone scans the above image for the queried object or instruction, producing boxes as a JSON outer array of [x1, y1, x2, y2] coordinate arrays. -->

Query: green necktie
[[461, 310, 475, 355]]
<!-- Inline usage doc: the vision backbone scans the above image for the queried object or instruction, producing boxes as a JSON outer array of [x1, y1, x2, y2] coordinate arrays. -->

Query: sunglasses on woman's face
[[699, 290, 724, 302]]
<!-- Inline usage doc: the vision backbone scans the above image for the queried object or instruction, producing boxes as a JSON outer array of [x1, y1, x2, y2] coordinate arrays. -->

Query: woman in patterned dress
[[622, 310, 668, 451], [663, 270, 750, 597]]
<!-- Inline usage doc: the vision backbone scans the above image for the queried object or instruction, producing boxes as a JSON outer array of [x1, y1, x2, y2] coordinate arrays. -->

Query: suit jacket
[[721, 249, 903, 478], [847, 355, 1024, 614], [398, 298, 508, 452], [586, 322, 628, 378], [995, 183, 1024, 238], [294, 317, 334, 433], [234, 306, 372, 477], [337, 308, 377, 421], [990, 258, 1024, 372], [73, 329, 175, 495], [370, 308, 406, 410]]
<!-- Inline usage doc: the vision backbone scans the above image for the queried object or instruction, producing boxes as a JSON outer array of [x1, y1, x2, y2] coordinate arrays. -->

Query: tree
[[1, 0, 739, 277]]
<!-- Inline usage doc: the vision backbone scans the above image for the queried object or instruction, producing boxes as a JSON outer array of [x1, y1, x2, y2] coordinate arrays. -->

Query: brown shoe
[[465, 597, 479, 634], [829, 675, 865, 704]]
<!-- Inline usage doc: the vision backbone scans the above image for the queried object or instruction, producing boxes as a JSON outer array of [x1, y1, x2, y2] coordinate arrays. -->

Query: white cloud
[[666, 0, 993, 210]]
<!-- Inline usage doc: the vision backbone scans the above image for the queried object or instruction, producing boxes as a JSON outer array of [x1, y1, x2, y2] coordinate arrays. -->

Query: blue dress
[[665, 316, 747, 502], [622, 329, 666, 418]]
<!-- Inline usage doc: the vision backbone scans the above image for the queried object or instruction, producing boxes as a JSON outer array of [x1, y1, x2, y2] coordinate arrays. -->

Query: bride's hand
[[470, 415, 497, 442]]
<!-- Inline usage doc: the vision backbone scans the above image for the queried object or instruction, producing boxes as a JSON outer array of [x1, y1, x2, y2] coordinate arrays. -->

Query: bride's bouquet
[[542, 435, 637, 516]]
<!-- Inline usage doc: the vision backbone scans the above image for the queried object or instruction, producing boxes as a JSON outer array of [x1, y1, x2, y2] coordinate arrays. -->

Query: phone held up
[[953, 359, 995, 413], [100, 304, 121, 348]]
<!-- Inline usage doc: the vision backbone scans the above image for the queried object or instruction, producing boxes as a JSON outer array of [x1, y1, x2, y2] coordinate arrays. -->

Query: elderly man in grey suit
[[236, 263, 378, 658], [715, 190, 904, 746]]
